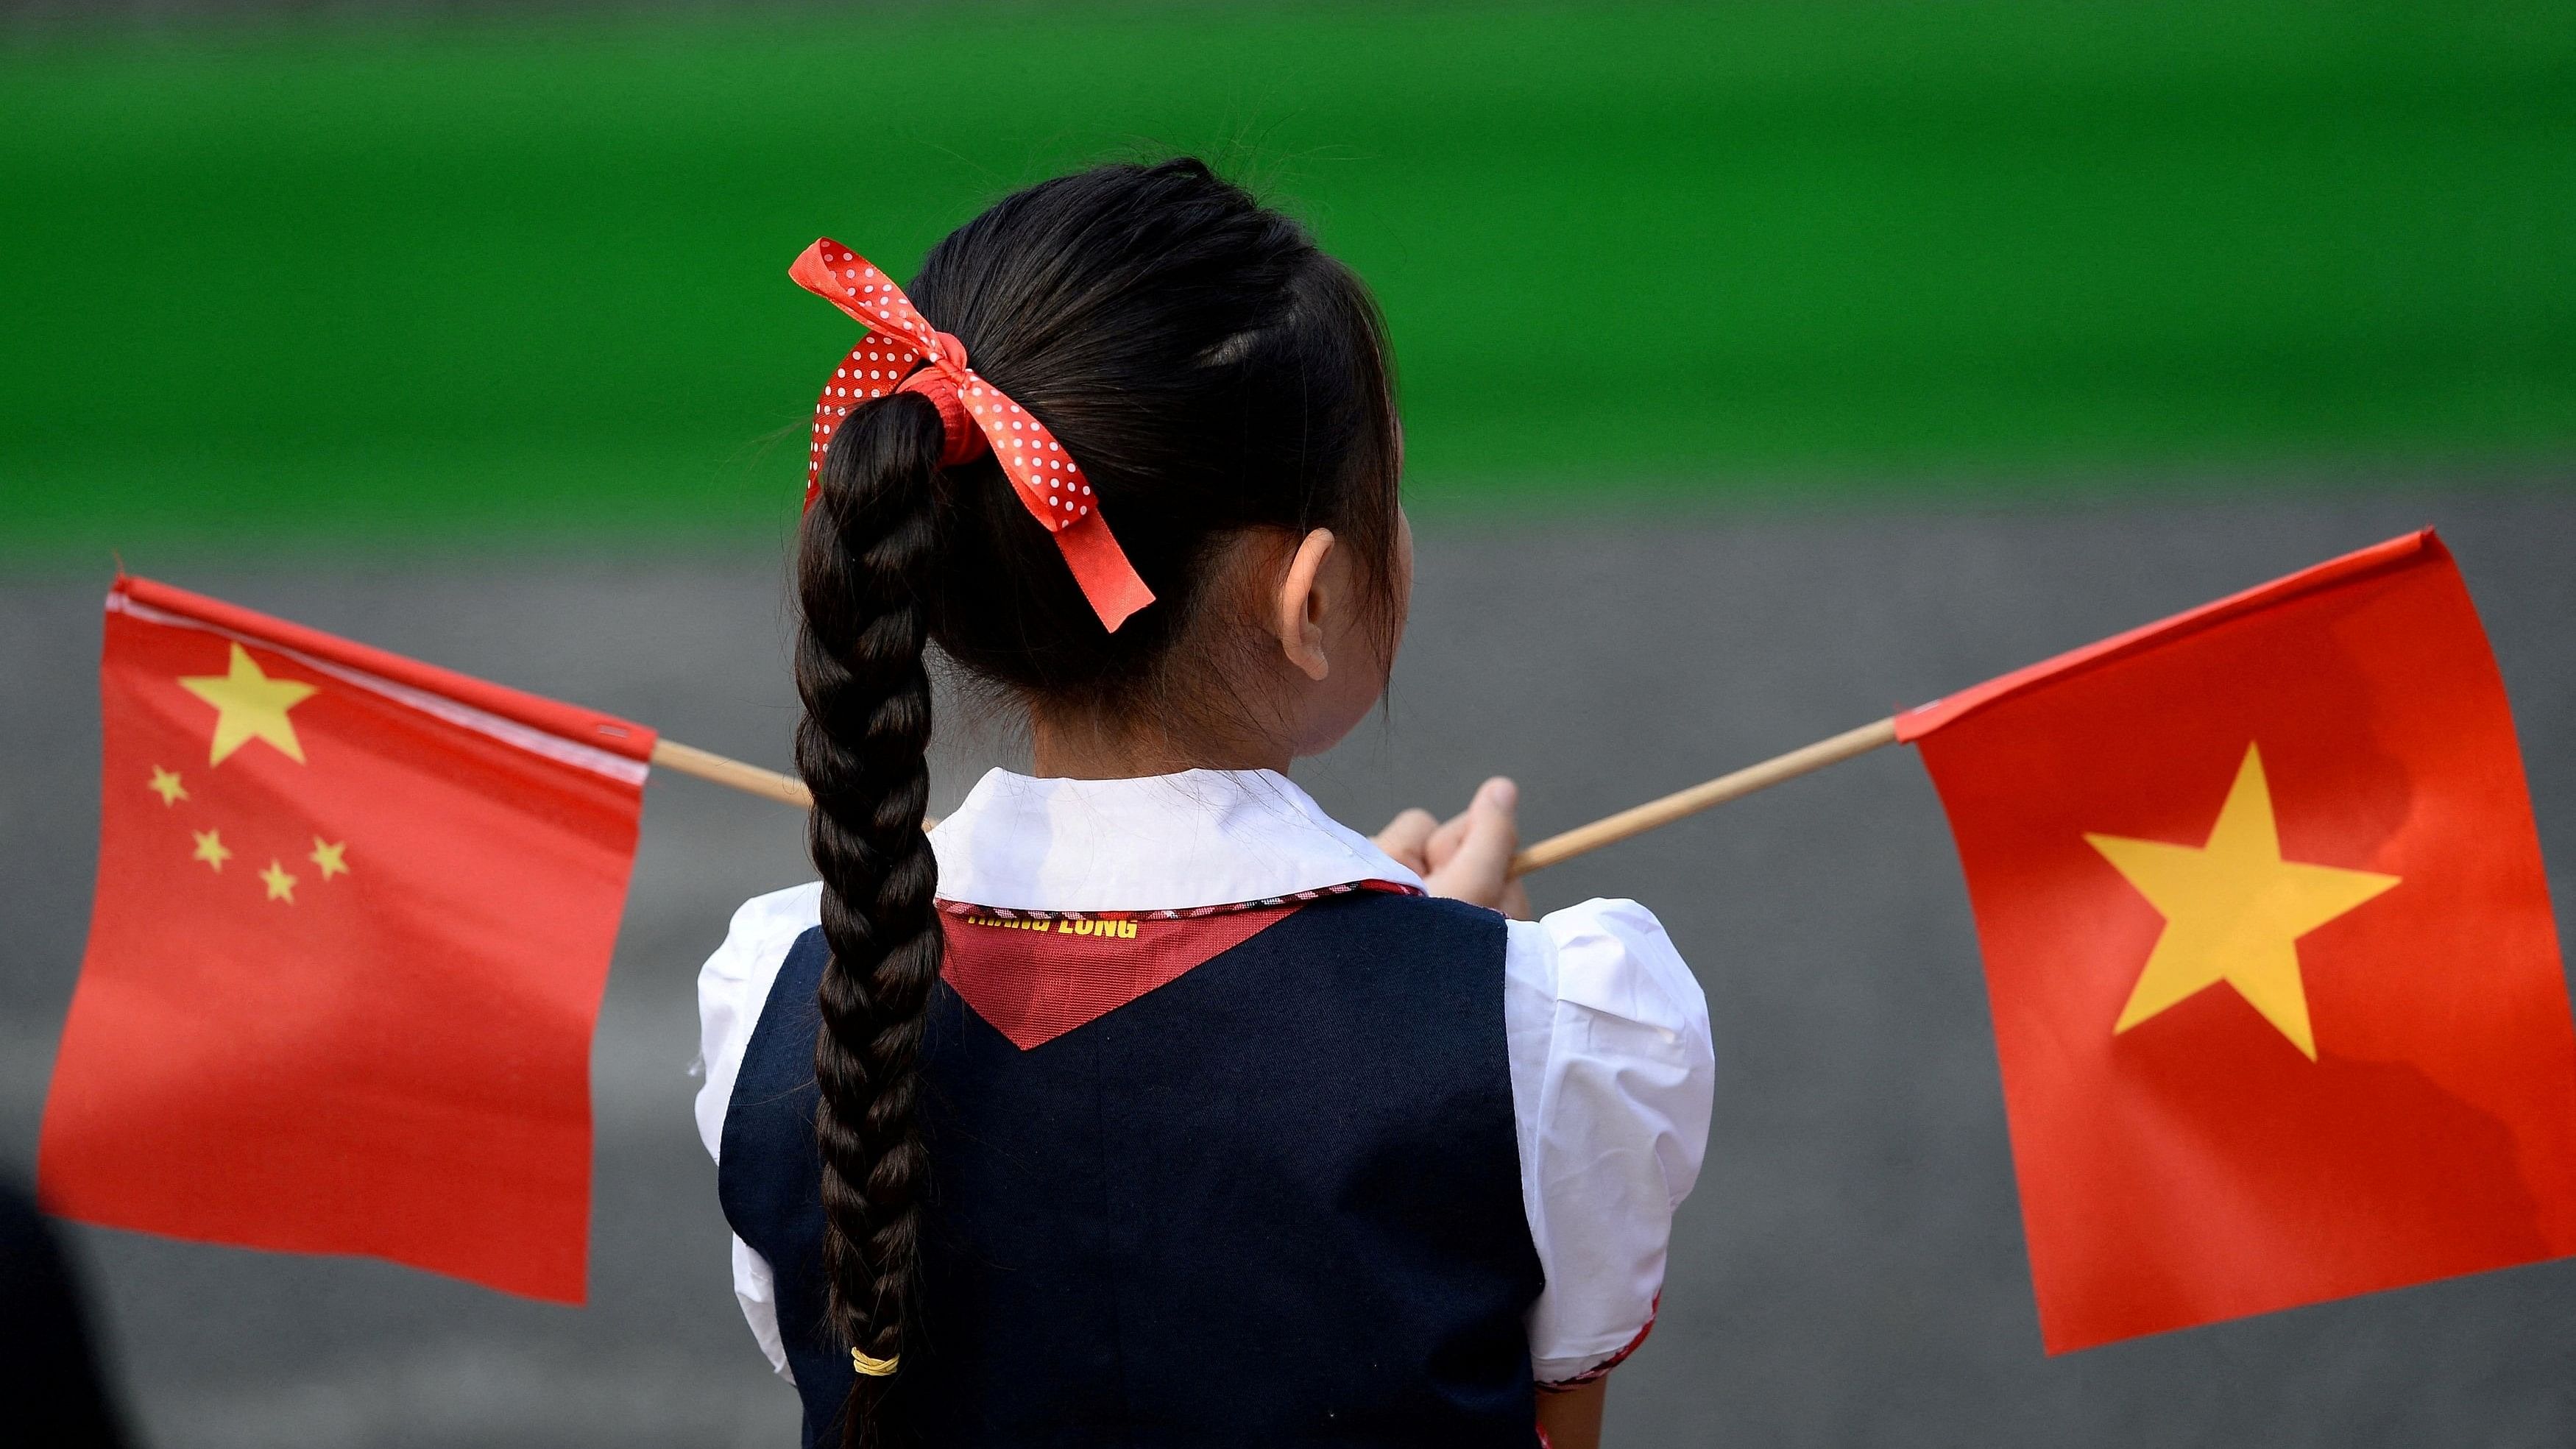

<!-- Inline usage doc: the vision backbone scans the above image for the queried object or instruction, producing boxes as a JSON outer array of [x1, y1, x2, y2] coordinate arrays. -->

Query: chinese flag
[[40, 577, 654, 1303], [1901, 530, 2576, 1351]]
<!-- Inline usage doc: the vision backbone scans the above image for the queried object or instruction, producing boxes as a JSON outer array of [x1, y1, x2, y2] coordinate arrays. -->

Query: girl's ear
[[1273, 528, 1339, 682]]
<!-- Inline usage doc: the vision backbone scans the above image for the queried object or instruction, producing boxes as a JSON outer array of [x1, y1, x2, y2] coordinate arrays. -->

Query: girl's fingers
[[1421, 777, 1520, 911], [1396, 779, 1526, 913], [1427, 775, 1516, 869], [1373, 807, 1438, 873], [1440, 777, 1520, 885], [1424, 804, 1472, 869]]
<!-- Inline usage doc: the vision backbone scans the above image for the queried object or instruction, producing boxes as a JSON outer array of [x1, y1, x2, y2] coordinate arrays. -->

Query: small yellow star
[[308, 837, 349, 881], [191, 829, 233, 872], [148, 766, 188, 805], [259, 860, 298, 903], [2089, 743, 2400, 1059], [179, 642, 317, 767]]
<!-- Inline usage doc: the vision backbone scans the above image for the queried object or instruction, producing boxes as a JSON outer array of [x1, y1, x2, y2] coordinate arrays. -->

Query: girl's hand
[[1374, 776, 1532, 920]]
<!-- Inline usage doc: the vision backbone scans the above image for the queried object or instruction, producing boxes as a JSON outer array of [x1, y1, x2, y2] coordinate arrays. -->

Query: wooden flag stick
[[1507, 716, 1900, 876], [650, 738, 813, 809], [650, 715, 1902, 877]]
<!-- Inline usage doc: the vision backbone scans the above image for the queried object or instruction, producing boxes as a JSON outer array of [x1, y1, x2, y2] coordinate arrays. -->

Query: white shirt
[[694, 768, 1714, 1387]]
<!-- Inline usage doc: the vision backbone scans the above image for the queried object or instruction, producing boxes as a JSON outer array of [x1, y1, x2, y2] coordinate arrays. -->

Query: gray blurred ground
[[4, 495, 2572, 1447]]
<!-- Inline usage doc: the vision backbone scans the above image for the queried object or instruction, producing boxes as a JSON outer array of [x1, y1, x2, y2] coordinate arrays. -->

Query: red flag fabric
[[40, 577, 654, 1303], [1899, 530, 2576, 1351]]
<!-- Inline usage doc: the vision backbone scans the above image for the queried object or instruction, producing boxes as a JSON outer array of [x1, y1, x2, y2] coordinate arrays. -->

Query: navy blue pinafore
[[716, 890, 1543, 1447]]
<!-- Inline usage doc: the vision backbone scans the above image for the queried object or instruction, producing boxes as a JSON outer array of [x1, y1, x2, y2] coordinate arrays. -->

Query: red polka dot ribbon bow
[[790, 238, 1155, 632]]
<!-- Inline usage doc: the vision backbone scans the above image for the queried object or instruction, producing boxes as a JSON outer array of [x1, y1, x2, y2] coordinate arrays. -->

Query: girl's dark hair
[[792, 157, 1402, 1444]]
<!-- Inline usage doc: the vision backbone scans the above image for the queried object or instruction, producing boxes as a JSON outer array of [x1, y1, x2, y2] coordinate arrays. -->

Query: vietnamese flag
[[1900, 530, 2576, 1352], [39, 576, 654, 1303]]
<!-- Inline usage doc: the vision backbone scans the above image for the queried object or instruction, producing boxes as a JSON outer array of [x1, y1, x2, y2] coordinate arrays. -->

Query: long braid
[[793, 391, 949, 1446]]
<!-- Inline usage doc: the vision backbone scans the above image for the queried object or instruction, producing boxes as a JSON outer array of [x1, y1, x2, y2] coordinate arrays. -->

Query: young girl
[[694, 159, 1713, 1448]]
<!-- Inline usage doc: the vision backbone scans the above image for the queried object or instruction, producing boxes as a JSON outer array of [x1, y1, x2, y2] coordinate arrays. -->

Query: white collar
[[927, 768, 1422, 913]]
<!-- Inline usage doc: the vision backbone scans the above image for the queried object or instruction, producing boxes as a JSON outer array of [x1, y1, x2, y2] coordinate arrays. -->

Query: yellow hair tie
[[851, 1347, 900, 1378]]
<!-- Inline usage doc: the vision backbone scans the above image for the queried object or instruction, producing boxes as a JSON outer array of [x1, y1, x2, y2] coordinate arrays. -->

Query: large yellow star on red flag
[[180, 642, 316, 766], [2087, 743, 2400, 1059]]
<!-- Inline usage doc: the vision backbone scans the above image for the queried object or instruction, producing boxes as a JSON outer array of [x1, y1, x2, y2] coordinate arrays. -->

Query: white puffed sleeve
[[693, 882, 824, 1383], [1504, 899, 1715, 1386]]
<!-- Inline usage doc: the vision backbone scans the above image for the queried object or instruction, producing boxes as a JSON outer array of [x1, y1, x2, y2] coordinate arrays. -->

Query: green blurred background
[[4, 1, 2572, 553]]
